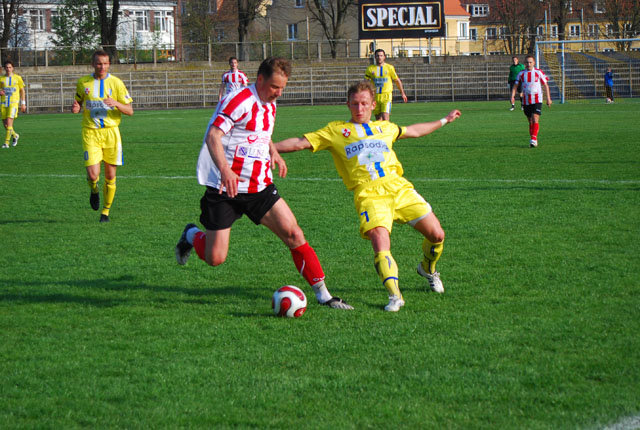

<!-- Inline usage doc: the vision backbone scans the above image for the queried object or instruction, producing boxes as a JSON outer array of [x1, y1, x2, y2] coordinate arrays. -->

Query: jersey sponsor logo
[[345, 139, 390, 165], [236, 144, 269, 160], [247, 134, 258, 143], [85, 87, 91, 95], [342, 128, 351, 137]]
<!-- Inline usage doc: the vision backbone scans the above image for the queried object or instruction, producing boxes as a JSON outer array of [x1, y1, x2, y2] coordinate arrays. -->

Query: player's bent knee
[[206, 250, 228, 267]]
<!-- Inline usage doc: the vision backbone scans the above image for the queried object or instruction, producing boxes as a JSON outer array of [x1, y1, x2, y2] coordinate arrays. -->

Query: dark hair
[[2, 60, 13, 68], [525, 54, 535, 62], [228, 56, 238, 64], [257, 57, 291, 79], [347, 81, 375, 102], [92, 50, 110, 64], [374, 49, 386, 57]]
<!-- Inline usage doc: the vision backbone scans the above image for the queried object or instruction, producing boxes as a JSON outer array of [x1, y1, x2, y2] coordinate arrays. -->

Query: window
[[30, 9, 45, 31], [468, 4, 489, 17], [551, 25, 558, 37], [154, 11, 172, 32], [295, 0, 304, 7], [624, 23, 635, 36], [209, 0, 217, 13], [569, 24, 580, 37], [486, 27, 497, 39], [606, 24, 614, 36], [587, 24, 598, 37], [537, 26, 544, 36], [51, 9, 59, 25], [499, 27, 508, 39], [135, 11, 149, 32], [287, 23, 298, 40], [458, 22, 468, 39], [469, 28, 477, 41], [215, 28, 225, 42]]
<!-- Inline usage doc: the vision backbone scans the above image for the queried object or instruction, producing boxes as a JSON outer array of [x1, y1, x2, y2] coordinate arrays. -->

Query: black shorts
[[199, 183, 281, 230], [523, 103, 542, 118], [509, 80, 521, 92]]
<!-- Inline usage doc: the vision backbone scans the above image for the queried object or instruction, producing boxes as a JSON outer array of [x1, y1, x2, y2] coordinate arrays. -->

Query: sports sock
[[87, 177, 99, 194], [186, 226, 199, 245], [4, 127, 12, 145], [531, 123, 539, 140], [374, 251, 401, 298], [193, 231, 206, 261], [290, 242, 325, 287], [101, 177, 116, 216], [311, 280, 332, 303], [421, 239, 444, 274]]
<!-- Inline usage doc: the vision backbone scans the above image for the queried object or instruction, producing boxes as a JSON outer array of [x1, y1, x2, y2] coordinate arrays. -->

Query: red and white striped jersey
[[221, 69, 249, 95], [197, 84, 277, 194], [516, 68, 548, 105]]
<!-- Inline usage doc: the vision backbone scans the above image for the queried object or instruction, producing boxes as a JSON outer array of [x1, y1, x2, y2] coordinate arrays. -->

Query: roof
[[445, 0, 470, 17]]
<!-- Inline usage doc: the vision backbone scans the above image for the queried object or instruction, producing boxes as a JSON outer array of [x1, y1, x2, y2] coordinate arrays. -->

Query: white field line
[[0, 173, 639, 186], [602, 414, 640, 430]]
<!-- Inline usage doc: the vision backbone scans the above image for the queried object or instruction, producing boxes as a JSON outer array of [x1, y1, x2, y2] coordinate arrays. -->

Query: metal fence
[[21, 56, 640, 114]]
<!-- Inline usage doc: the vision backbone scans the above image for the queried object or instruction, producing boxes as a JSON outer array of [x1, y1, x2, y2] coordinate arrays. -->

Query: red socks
[[290, 242, 325, 286], [530, 123, 539, 140]]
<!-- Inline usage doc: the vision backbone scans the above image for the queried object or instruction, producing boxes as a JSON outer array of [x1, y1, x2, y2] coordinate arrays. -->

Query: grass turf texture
[[1, 100, 639, 428]]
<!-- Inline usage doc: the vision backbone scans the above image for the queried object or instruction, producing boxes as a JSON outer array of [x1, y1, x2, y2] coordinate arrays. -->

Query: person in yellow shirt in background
[[72, 50, 133, 223], [364, 49, 407, 121], [0, 60, 26, 149]]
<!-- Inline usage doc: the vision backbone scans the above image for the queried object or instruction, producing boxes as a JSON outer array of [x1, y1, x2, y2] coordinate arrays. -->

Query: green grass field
[[1, 99, 639, 428]]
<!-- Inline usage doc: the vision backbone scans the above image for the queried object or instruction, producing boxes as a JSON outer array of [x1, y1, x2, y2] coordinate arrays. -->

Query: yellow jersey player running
[[275, 81, 461, 312], [364, 49, 407, 121], [72, 50, 133, 223], [0, 60, 26, 149]]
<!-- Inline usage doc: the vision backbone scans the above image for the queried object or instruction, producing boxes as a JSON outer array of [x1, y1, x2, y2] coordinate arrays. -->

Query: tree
[[96, 0, 121, 60], [50, 0, 100, 50], [549, 0, 572, 40], [0, 0, 22, 62], [237, 0, 270, 60], [601, 0, 640, 50], [491, 0, 544, 54], [306, 0, 357, 58]]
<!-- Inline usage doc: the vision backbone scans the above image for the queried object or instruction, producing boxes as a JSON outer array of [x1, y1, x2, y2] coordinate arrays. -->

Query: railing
[[21, 57, 640, 114]]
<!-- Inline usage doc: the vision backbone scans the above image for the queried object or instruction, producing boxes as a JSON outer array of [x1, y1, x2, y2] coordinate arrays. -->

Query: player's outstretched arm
[[401, 109, 461, 139], [274, 137, 312, 153]]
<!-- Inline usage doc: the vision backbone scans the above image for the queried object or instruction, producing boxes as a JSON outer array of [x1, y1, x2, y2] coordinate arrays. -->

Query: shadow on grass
[[0, 274, 261, 306], [0, 219, 61, 225]]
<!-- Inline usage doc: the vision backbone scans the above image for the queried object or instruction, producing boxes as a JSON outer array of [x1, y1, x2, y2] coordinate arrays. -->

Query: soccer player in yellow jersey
[[72, 50, 133, 223], [364, 49, 407, 121], [275, 81, 461, 312], [0, 61, 26, 149]]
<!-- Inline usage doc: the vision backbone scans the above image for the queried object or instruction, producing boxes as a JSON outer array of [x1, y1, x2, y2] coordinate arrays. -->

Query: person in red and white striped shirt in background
[[218, 57, 249, 101], [511, 55, 552, 148], [175, 57, 353, 310]]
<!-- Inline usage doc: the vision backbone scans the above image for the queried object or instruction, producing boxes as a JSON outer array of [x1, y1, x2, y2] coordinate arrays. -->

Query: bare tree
[[0, 0, 21, 61], [601, 0, 640, 50], [306, 0, 357, 58], [491, 0, 544, 54], [96, 0, 120, 60], [549, 0, 572, 40], [237, 0, 269, 60]]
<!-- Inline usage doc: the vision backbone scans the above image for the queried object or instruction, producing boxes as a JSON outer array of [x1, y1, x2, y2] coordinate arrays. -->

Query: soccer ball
[[272, 285, 307, 318]]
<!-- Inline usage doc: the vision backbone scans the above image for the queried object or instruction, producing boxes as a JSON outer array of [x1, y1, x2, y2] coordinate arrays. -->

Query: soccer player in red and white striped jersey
[[176, 57, 353, 310], [511, 55, 552, 147], [218, 57, 249, 101]]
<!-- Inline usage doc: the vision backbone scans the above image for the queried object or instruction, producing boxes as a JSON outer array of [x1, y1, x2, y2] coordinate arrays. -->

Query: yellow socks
[[102, 177, 116, 216], [4, 126, 12, 145], [87, 177, 99, 194], [421, 239, 444, 274], [374, 251, 401, 299]]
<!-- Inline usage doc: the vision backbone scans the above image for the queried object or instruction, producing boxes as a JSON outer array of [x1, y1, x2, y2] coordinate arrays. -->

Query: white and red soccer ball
[[272, 285, 307, 318]]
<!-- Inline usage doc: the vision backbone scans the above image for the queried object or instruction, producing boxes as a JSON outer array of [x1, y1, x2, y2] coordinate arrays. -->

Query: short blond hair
[[347, 81, 375, 102]]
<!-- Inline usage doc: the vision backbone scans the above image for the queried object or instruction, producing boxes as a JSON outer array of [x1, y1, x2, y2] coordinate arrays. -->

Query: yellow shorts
[[354, 175, 432, 239], [374, 93, 392, 116], [82, 127, 123, 167], [1, 104, 19, 120]]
